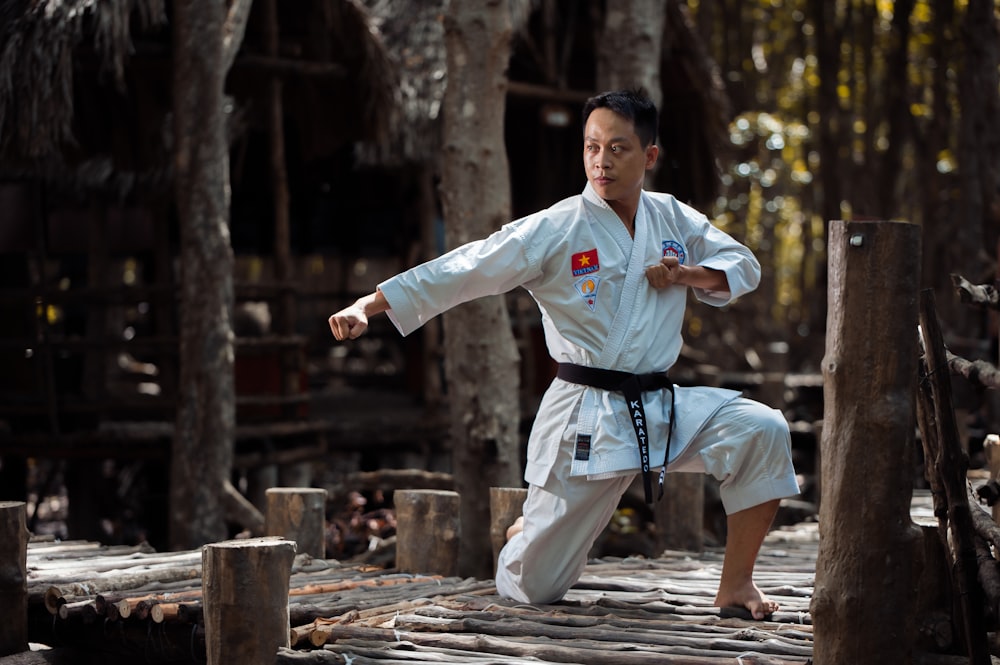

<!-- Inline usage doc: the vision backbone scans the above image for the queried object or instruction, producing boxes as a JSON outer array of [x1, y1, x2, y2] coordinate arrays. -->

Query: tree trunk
[[170, 0, 236, 549], [811, 220, 922, 664], [439, 0, 522, 580], [594, 0, 665, 105], [875, 0, 914, 220], [956, 0, 1000, 314], [594, 0, 700, 553]]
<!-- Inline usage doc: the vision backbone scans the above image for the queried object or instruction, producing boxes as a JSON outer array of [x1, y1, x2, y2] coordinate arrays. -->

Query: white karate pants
[[494, 397, 800, 604]]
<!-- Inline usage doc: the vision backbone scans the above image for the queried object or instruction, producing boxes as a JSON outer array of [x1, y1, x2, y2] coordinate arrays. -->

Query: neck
[[609, 201, 637, 237]]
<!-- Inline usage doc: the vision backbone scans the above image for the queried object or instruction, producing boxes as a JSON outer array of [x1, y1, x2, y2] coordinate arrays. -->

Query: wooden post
[[654, 473, 704, 554], [265, 487, 327, 559], [0, 502, 28, 657], [489, 487, 527, 575], [394, 490, 460, 577], [202, 537, 296, 665], [811, 220, 922, 664]]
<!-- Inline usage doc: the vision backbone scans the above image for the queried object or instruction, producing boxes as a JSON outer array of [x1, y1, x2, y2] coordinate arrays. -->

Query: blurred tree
[[439, 0, 523, 579], [690, 0, 1000, 369], [170, 0, 253, 549]]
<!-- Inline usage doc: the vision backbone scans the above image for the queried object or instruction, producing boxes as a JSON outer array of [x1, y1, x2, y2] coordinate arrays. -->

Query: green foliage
[[690, 0, 972, 350]]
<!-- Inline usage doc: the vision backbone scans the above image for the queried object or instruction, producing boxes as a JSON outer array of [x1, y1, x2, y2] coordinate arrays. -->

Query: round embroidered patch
[[662, 240, 686, 264]]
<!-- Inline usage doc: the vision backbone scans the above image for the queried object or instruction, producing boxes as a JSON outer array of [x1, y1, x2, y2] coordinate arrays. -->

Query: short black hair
[[582, 88, 658, 147]]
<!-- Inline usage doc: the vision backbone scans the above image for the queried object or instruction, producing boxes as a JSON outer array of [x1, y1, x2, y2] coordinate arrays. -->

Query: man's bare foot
[[506, 516, 524, 541], [714, 580, 778, 620]]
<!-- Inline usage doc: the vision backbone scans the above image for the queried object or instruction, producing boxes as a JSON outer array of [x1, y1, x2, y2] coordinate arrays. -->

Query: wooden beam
[[232, 55, 347, 78]]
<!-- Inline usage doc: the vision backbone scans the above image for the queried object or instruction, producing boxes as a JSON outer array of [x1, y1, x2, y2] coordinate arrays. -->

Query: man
[[329, 89, 799, 620]]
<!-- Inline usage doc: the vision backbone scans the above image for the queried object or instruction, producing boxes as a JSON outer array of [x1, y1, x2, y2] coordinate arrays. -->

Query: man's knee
[[497, 566, 569, 604], [495, 540, 576, 604]]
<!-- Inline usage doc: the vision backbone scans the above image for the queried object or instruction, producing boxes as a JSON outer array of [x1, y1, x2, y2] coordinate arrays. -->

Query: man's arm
[[645, 256, 730, 292], [328, 289, 390, 340]]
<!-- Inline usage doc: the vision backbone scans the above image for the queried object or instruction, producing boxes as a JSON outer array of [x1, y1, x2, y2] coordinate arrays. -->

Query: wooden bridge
[[16, 519, 823, 665]]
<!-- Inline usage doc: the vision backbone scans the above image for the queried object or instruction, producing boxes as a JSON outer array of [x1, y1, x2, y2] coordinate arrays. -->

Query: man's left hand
[[645, 256, 682, 289]]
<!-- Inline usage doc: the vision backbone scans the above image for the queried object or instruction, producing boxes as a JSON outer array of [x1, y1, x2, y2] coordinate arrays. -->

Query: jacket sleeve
[[678, 202, 761, 306], [378, 221, 543, 337]]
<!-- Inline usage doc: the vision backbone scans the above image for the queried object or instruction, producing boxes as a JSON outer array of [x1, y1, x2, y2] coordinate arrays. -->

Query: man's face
[[583, 108, 657, 207]]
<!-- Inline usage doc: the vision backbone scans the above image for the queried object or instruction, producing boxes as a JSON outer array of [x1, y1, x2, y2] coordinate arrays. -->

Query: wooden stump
[[265, 487, 328, 558], [655, 473, 704, 554], [0, 502, 28, 657], [395, 490, 460, 576], [489, 487, 527, 575], [202, 537, 296, 665], [811, 220, 922, 664]]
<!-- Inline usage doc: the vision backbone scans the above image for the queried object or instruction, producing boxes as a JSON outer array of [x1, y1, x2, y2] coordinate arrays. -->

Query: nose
[[594, 148, 611, 170]]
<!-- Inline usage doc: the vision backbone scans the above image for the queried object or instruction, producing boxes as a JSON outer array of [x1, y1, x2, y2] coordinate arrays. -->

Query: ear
[[645, 144, 659, 170]]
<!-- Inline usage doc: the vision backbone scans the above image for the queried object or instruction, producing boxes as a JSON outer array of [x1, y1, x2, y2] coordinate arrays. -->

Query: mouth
[[594, 176, 613, 185]]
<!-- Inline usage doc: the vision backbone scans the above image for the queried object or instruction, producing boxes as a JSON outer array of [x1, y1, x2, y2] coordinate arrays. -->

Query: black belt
[[556, 363, 675, 504]]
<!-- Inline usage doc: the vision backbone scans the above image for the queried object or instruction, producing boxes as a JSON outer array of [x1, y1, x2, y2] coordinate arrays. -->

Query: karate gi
[[379, 183, 800, 603]]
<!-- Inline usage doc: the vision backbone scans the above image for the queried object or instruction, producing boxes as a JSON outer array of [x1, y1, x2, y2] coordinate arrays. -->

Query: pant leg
[[495, 469, 633, 604], [668, 397, 800, 514]]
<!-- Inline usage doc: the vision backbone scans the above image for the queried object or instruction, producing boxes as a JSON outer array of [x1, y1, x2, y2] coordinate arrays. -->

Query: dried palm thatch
[[323, 0, 398, 148], [356, 0, 533, 167], [0, 0, 166, 166], [0, 0, 398, 186]]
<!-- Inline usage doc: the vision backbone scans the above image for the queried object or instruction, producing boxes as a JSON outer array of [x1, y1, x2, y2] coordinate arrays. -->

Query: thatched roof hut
[[0, 0, 398, 197]]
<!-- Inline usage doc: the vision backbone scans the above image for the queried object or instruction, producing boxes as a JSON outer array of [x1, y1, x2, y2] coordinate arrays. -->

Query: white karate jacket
[[379, 183, 760, 486]]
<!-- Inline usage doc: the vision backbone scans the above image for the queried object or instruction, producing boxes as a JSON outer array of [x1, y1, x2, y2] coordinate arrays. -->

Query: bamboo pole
[[0, 502, 28, 657], [202, 537, 296, 665]]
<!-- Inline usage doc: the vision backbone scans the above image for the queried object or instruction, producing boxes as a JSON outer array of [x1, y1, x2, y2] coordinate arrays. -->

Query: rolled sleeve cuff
[[377, 278, 422, 337]]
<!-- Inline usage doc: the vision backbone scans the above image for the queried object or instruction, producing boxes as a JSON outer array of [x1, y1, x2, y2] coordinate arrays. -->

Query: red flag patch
[[571, 249, 599, 276]]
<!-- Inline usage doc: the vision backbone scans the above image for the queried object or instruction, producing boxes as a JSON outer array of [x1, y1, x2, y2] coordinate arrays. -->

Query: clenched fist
[[645, 256, 683, 289], [328, 290, 390, 341]]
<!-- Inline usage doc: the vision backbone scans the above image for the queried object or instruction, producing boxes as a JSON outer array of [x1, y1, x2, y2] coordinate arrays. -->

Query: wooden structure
[[811, 220, 923, 661], [0, 0, 759, 554], [0, 502, 28, 658], [394, 489, 460, 577], [8, 514, 830, 665], [203, 537, 296, 665], [266, 488, 329, 559]]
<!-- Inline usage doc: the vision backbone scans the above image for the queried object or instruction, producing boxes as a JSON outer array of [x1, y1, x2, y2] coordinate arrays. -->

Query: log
[[202, 537, 296, 665], [919, 288, 991, 663], [0, 502, 28, 657], [222, 478, 266, 535], [811, 220, 923, 664], [489, 487, 526, 575], [337, 469, 454, 493], [950, 274, 999, 309], [286, 624, 809, 664], [0, 648, 85, 665], [265, 487, 328, 558], [983, 434, 1000, 522], [394, 490, 460, 577]]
